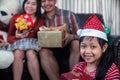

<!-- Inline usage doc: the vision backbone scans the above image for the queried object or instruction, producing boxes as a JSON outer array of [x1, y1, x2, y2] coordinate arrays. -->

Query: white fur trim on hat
[[77, 29, 82, 36], [78, 29, 108, 41]]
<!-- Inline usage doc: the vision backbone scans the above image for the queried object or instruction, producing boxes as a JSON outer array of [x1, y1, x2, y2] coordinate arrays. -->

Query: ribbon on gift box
[[39, 24, 68, 32], [15, 14, 34, 32]]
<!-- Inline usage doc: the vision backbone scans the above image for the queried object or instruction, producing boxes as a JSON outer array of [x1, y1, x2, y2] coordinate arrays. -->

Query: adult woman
[[7, 0, 43, 80]]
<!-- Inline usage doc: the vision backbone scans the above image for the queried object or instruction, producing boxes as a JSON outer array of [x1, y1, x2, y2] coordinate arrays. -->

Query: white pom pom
[[0, 50, 14, 69], [77, 29, 82, 36]]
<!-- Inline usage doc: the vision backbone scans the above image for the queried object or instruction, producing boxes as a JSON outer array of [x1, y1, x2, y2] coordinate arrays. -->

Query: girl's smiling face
[[80, 36, 108, 65]]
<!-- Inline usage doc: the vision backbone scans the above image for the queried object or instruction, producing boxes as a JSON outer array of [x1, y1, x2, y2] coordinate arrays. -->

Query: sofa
[[113, 36, 120, 70], [0, 13, 119, 80]]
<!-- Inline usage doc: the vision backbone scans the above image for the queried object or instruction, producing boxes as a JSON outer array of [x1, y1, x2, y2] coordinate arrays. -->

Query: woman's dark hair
[[22, 0, 42, 19], [79, 36, 114, 80]]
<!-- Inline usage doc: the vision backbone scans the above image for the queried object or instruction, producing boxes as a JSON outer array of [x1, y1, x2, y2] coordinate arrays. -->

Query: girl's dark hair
[[79, 36, 114, 80], [22, 0, 42, 19]]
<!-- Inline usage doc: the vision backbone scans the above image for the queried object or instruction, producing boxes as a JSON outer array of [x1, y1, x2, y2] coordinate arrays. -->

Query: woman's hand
[[16, 31, 29, 38]]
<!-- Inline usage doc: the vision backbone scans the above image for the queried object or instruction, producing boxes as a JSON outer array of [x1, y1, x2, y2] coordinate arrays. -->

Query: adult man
[[39, 0, 81, 80]]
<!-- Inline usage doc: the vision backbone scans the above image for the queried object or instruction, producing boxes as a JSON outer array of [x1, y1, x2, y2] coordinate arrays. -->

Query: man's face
[[41, 0, 56, 13]]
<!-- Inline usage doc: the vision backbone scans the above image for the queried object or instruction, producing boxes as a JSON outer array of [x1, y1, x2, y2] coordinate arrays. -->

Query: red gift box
[[15, 14, 34, 33], [61, 71, 94, 80]]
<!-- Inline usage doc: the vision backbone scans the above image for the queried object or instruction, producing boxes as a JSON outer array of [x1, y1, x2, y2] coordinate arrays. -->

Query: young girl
[[7, 0, 44, 80], [72, 14, 120, 80]]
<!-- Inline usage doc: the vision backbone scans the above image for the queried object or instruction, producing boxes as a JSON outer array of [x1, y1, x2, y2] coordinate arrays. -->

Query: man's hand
[[63, 32, 73, 47], [57, 24, 68, 31]]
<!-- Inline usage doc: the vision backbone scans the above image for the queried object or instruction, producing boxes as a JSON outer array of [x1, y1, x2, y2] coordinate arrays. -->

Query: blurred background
[[56, 0, 120, 35]]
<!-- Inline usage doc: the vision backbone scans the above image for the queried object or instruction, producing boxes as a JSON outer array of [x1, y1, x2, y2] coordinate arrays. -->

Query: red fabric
[[0, 23, 7, 32], [0, 35, 3, 40], [0, 23, 8, 43], [72, 62, 120, 80], [83, 14, 104, 32], [0, 24, 3, 30], [43, 7, 79, 34], [0, 35, 4, 43], [105, 63, 120, 80], [61, 70, 94, 80], [7, 14, 44, 44]]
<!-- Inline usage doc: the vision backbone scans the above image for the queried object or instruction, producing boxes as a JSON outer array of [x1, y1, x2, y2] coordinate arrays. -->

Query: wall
[[56, 0, 120, 35]]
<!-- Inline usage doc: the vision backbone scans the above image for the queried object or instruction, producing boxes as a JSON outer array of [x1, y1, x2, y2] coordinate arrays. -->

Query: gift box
[[15, 14, 34, 33], [61, 71, 94, 80], [37, 31, 64, 48]]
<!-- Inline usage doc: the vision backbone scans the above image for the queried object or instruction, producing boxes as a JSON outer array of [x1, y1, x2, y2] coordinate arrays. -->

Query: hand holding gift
[[15, 14, 34, 33], [38, 24, 68, 48], [15, 30, 29, 38], [39, 24, 68, 31]]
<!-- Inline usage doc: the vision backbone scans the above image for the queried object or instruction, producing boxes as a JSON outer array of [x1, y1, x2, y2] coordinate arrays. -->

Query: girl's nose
[[85, 47, 91, 53]]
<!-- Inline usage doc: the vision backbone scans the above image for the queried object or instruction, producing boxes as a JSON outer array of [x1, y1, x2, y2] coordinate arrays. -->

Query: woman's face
[[80, 37, 107, 65], [24, 0, 37, 15]]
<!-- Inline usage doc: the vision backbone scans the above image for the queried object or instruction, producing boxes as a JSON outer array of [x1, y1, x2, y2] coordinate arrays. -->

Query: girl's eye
[[80, 45, 86, 49], [91, 46, 96, 48]]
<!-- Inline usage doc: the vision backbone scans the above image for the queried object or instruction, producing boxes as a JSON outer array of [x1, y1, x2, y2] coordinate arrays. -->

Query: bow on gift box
[[39, 24, 68, 31], [15, 14, 34, 32]]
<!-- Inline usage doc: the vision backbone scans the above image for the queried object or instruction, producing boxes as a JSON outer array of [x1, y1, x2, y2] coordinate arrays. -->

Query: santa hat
[[77, 14, 108, 41]]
